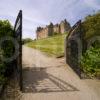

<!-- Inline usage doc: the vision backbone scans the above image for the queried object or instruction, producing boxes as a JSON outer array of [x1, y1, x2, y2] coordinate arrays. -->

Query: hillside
[[81, 12, 100, 78], [26, 34, 67, 57], [82, 12, 100, 39], [26, 12, 100, 58]]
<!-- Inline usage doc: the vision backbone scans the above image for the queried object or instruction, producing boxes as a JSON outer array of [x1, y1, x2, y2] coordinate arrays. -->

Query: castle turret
[[53, 24, 60, 34], [60, 19, 71, 34], [47, 22, 54, 36], [36, 27, 43, 32]]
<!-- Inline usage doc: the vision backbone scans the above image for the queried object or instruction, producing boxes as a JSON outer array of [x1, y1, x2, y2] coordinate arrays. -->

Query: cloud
[[84, 0, 100, 9], [0, 0, 100, 39]]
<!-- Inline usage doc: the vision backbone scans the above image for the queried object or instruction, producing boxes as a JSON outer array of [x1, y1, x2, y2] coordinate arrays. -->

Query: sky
[[0, 0, 100, 39]]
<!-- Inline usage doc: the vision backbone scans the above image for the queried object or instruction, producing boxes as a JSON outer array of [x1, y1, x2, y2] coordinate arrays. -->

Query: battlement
[[36, 19, 71, 39]]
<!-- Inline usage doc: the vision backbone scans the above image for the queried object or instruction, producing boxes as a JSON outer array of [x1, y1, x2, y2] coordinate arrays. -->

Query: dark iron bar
[[14, 10, 22, 91]]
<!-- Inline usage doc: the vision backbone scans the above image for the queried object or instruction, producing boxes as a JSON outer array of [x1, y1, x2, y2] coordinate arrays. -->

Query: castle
[[36, 19, 71, 39]]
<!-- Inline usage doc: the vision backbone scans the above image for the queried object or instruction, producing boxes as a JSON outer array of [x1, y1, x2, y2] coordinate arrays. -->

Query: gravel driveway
[[21, 46, 100, 100]]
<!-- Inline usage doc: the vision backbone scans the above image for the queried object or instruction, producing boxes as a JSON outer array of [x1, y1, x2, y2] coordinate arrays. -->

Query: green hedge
[[81, 42, 100, 78], [0, 20, 14, 85], [81, 12, 100, 78], [82, 12, 100, 39]]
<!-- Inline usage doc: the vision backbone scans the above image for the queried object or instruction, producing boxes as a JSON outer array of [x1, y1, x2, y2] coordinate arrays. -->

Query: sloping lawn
[[26, 34, 67, 57]]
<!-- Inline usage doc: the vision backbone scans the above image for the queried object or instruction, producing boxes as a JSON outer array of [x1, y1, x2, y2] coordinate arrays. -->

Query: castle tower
[[36, 27, 48, 39], [36, 27, 43, 39], [60, 19, 71, 34], [53, 24, 60, 34], [47, 22, 54, 36]]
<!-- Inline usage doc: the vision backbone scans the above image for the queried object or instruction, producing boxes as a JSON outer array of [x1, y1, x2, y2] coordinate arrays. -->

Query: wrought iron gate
[[14, 10, 22, 90], [65, 20, 83, 77]]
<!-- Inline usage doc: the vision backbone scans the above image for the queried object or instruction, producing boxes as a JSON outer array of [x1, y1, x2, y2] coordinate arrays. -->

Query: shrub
[[82, 12, 100, 39], [81, 42, 100, 78], [0, 64, 7, 85], [22, 38, 33, 44], [0, 20, 13, 85]]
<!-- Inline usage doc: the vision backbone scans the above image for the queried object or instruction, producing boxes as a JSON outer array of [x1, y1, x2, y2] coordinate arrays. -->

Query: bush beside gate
[[0, 20, 14, 94]]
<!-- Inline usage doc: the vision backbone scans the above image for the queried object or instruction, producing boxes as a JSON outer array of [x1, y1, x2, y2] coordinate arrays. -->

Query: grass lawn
[[25, 34, 67, 57]]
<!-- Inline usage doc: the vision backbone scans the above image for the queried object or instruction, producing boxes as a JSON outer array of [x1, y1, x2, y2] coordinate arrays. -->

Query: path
[[21, 46, 100, 100]]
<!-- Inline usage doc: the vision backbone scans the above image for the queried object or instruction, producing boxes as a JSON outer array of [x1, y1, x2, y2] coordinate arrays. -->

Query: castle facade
[[36, 19, 71, 39]]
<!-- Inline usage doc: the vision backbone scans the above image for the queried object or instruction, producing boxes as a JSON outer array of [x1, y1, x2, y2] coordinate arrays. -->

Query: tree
[[81, 12, 100, 78], [82, 12, 100, 39], [0, 20, 13, 85]]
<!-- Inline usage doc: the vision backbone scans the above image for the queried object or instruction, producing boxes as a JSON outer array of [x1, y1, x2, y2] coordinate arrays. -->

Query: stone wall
[[53, 24, 60, 34], [36, 27, 48, 39], [60, 20, 71, 34], [36, 19, 71, 39]]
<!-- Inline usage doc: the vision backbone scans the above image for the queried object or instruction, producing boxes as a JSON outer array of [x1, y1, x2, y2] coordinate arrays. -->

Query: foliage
[[22, 38, 33, 44], [0, 64, 7, 85], [53, 32, 60, 36], [82, 12, 100, 39], [0, 20, 13, 37], [81, 42, 100, 78], [0, 20, 13, 85], [81, 12, 100, 78]]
